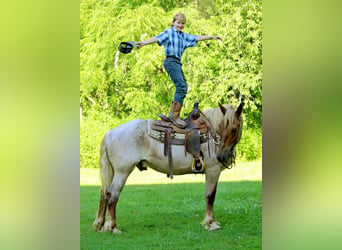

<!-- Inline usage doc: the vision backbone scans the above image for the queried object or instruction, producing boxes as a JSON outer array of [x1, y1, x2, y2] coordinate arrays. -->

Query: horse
[[92, 102, 243, 233]]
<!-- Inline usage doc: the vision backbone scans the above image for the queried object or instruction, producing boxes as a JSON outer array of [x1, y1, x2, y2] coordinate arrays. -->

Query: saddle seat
[[149, 103, 210, 178]]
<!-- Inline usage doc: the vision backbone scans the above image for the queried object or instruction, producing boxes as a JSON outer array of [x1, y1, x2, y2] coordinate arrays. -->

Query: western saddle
[[148, 103, 217, 179]]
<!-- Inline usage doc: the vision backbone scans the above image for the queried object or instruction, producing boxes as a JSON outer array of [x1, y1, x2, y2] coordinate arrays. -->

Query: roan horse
[[93, 102, 243, 233]]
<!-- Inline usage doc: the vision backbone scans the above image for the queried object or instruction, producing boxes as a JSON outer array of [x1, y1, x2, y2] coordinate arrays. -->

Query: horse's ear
[[219, 103, 227, 115], [236, 103, 243, 117]]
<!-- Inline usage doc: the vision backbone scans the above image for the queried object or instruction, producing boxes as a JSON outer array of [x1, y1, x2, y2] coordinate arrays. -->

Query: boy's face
[[172, 19, 185, 32]]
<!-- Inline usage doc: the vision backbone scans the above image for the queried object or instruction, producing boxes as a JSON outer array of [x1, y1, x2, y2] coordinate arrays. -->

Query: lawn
[[81, 161, 262, 249]]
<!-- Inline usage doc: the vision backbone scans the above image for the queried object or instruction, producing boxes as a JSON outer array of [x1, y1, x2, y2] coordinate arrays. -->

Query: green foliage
[[80, 110, 119, 168], [237, 128, 262, 161], [80, 0, 262, 167]]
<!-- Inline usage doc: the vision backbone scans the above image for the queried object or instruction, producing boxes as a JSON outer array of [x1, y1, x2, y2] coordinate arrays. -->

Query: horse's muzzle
[[216, 147, 235, 165], [216, 154, 228, 164]]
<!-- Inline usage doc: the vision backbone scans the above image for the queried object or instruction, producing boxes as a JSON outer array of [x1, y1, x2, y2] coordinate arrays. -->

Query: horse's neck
[[203, 107, 224, 135]]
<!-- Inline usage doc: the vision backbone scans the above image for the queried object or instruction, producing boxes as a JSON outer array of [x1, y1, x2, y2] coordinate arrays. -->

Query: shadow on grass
[[81, 181, 261, 250]]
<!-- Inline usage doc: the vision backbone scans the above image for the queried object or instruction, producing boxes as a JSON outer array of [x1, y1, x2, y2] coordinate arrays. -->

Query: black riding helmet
[[118, 41, 137, 54]]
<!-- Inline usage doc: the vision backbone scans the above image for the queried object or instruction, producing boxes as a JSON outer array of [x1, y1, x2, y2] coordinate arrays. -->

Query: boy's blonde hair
[[173, 13, 186, 23]]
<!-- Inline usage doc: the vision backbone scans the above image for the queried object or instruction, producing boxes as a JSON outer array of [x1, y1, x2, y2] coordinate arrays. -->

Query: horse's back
[[103, 119, 147, 144]]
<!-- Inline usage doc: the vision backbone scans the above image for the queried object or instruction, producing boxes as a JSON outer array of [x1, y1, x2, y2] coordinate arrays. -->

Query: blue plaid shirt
[[156, 26, 198, 59]]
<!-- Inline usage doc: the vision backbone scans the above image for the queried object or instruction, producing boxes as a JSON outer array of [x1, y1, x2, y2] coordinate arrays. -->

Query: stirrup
[[191, 156, 206, 173]]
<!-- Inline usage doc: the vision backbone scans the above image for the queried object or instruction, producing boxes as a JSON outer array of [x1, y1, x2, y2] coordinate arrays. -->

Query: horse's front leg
[[202, 167, 221, 231]]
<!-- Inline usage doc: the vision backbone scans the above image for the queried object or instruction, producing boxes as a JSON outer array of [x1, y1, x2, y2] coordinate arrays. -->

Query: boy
[[137, 13, 222, 127]]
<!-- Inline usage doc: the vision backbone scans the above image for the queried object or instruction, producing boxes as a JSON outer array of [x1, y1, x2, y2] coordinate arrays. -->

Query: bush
[[236, 127, 262, 161], [80, 110, 119, 168]]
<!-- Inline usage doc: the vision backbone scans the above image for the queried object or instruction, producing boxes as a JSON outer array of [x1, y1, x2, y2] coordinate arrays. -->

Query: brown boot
[[168, 101, 186, 128]]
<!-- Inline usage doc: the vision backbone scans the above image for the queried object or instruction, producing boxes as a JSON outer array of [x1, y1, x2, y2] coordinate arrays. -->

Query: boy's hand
[[137, 41, 145, 49], [137, 37, 158, 48]]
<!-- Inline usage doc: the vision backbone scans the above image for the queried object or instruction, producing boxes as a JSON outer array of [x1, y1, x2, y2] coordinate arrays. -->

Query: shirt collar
[[171, 26, 183, 34]]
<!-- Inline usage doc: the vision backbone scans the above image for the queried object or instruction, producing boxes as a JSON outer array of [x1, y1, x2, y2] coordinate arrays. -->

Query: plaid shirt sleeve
[[183, 33, 198, 48], [156, 29, 169, 46]]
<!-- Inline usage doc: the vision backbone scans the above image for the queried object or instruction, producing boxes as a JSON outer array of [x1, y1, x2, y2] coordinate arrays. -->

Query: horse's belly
[[144, 144, 194, 175], [146, 162, 193, 175]]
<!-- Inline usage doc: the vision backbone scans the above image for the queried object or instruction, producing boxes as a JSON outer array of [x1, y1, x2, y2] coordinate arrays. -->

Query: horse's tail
[[99, 140, 114, 196]]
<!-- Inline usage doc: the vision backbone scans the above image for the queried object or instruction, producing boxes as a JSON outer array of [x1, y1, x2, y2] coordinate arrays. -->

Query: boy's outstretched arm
[[198, 35, 223, 41], [137, 37, 158, 48]]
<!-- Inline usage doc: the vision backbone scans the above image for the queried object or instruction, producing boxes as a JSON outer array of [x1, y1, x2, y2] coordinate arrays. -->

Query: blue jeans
[[163, 57, 187, 105]]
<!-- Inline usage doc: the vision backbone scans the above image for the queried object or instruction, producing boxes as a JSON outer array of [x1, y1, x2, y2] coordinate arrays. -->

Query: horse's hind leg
[[93, 145, 114, 231], [103, 171, 132, 234], [93, 190, 108, 231]]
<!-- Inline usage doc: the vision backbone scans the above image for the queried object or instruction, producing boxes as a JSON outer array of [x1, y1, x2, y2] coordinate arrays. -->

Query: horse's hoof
[[201, 220, 221, 231], [112, 228, 122, 234], [102, 221, 112, 232], [102, 221, 121, 233], [93, 219, 104, 231], [208, 221, 221, 231]]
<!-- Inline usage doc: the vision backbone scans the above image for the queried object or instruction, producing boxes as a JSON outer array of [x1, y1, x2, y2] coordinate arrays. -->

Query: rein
[[198, 110, 221, 145]]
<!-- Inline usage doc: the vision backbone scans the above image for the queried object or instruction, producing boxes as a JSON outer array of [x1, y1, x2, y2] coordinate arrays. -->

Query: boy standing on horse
[[137, 13, 222, 127]]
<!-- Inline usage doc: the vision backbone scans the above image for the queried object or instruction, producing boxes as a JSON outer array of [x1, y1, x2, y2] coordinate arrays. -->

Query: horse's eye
[[232, 128, 237, 134]]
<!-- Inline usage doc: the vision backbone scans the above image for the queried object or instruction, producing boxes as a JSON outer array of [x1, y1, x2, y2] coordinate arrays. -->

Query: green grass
[[81, 161, 262, 249]]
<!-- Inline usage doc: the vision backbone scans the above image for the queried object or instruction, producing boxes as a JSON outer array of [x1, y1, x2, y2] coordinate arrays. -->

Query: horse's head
[[215, 103, 243, 166]]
